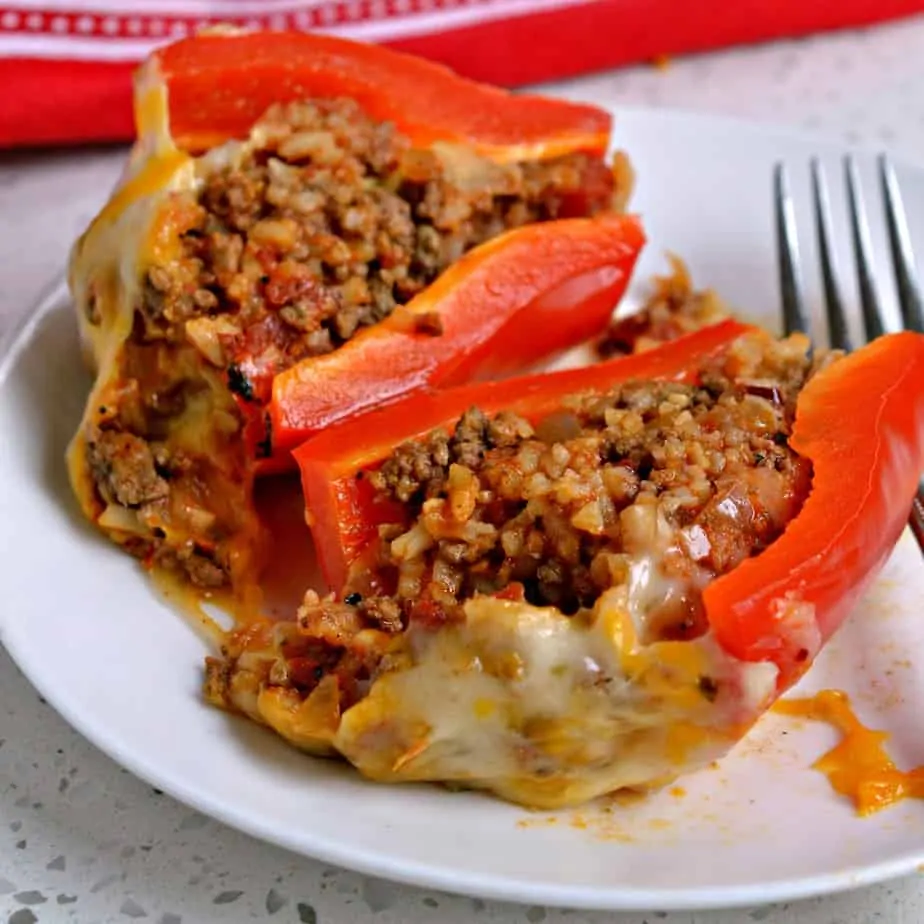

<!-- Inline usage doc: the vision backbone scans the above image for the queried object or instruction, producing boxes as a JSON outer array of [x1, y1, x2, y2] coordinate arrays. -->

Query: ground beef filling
[[598, 255, 729, 358], [218, 334, 817, 714], [139, 97, 618, 395], [356, 339, 813, 636], [84, 340, 251, 588], [85, 419, 242, 588]]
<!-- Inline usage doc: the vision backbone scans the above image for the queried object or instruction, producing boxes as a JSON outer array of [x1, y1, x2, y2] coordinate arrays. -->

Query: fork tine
[[810, 159, 852, 351], [879, 155, 924, 334], [774, 163, 811, 336], [776, 159, 924, 555], [844, 155, 887, 341]]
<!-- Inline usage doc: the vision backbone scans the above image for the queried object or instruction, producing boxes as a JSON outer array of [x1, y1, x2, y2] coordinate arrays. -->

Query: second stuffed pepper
[[67, 30, 641, 601]]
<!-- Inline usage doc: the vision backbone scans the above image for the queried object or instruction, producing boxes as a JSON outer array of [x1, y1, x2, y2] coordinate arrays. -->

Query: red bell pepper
[[295, 328, 924, 693], [263, 215, 646, 462], [143, 30, 612, 162], [294, 319, 749, 590], [704, 331, 924, 688]]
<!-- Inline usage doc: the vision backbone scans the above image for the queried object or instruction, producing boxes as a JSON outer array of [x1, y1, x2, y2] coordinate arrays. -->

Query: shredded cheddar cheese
[[776, 690, 924, 815]]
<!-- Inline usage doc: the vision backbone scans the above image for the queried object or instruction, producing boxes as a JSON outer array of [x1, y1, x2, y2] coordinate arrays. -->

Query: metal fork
[[774, 154, 924, 552]]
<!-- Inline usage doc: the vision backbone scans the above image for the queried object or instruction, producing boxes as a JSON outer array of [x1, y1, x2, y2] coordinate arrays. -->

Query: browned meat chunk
[[87, 430, 168, 508]]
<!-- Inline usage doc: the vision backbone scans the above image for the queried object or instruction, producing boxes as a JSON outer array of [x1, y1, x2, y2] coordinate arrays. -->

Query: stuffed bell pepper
[[66, 29, 640, 601], [205, 324, 924, 808]]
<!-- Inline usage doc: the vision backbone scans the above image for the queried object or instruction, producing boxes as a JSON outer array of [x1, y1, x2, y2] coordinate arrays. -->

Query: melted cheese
[[776, 690, 924, 815], [66, 75, 196, 525], [328, 589, 777, 809], [215, 508, 781, 808], [66, 66, 272, 610]]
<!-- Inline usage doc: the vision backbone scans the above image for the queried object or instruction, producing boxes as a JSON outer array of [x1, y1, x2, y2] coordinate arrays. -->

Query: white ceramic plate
[[2, 107, 923, 912]]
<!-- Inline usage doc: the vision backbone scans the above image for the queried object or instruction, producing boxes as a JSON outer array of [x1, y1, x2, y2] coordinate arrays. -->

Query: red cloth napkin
[[1, 1, 920, 148]]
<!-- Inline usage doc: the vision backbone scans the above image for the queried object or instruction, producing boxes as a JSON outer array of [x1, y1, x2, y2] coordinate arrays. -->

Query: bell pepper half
[[295, 327, 924, 692], [261, 213, 646, 463], [143, 30, 612, 162], [294, 319, 750, 590]]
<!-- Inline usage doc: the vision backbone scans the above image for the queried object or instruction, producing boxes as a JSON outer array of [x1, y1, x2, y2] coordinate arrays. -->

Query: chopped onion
[[739, 378, 784, 404], [179, 504, 217, 535], [571, 500, 606, 535], [98, 503, 147, 535], [185, 317, 241, 367], [391, 522, 434, 561]]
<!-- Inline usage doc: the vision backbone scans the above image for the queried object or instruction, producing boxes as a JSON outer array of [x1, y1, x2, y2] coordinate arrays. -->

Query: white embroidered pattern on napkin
[[0, 0, 589, 60]]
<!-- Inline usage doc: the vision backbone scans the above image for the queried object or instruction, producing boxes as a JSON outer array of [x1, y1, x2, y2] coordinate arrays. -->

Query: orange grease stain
[[776, 689, 924, 815]]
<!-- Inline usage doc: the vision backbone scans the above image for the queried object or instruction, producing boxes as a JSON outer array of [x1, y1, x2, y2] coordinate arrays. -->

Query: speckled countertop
[[3, 16, 924, 924]]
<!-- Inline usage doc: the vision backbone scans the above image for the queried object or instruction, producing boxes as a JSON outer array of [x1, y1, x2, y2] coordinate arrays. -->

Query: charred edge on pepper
[[256, 413, 273, 460], [227, 364, 255, 403]]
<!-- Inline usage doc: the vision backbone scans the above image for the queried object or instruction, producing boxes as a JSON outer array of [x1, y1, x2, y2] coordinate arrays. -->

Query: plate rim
[[3, 107, 924, 912]]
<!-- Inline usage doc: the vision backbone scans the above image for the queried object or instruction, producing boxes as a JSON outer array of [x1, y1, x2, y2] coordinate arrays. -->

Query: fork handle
[[912, 487, 924, 554]]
